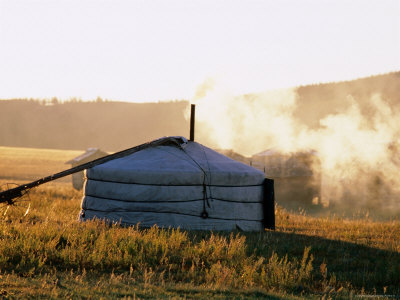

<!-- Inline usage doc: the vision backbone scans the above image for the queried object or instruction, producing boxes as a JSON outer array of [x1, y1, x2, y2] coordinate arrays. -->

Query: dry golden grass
[[0, 146, 81, 183], [0, 146, 399, 299]]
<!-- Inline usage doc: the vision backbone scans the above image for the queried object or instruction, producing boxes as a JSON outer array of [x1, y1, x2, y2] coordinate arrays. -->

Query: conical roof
[[87, 138, 264, 186]]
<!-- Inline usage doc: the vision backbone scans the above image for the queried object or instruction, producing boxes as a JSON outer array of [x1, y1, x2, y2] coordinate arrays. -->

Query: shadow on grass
[[190, 230, 400, 296], [152, 285, 296, 300]]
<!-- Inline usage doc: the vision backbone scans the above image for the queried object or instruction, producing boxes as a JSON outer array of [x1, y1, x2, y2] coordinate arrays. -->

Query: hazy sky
[[0, 0, 399, 102]]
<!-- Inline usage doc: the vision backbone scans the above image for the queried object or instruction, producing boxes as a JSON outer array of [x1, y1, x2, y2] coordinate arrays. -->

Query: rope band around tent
[[86, 177, 263, 188], [82, 207, 263, 222], [84, 194, 264, 204]]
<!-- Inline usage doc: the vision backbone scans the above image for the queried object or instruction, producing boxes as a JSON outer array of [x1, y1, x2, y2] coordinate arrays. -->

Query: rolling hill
[[0, 71, 399, 151]]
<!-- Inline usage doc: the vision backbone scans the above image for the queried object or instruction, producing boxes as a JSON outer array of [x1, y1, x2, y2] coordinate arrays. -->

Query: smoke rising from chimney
[[191, 78, 400, 215]]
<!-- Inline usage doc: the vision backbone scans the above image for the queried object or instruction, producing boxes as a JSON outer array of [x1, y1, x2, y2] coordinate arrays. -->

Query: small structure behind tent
[[214, 149, 250, 165], [66, 148, 108, 190], [251, 148, 321, 208]]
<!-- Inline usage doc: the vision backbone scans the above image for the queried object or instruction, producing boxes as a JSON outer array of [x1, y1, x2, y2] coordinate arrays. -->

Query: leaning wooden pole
[[0, 138, 176, 205]]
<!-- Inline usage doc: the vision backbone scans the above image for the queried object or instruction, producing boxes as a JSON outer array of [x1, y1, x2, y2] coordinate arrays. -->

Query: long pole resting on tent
[[0, 136, 276, 231], [0, 138, 176, 205]]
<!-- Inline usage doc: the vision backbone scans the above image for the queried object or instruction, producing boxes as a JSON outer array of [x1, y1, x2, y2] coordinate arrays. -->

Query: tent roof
[[87, 138, 264, 186]]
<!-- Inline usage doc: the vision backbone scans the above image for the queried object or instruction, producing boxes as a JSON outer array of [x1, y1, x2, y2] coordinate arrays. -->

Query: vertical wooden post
[[263, 178, 275, 230], [189, 104, 195, 141]]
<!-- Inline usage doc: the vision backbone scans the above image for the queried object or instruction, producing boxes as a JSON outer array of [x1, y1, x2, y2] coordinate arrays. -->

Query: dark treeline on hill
[[0, 72, 399, 151], [0, 100, 189, 151]]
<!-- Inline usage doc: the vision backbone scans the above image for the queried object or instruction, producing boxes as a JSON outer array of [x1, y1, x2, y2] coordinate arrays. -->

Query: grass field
[[0, 146, 81, 184], [0, 146, 399, 299]]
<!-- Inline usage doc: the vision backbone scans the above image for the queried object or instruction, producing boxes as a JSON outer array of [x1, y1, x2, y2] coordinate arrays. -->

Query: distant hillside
[[294, 72, 400, 128], [0, 100, 189, 151], [0, 72, 399, 151]]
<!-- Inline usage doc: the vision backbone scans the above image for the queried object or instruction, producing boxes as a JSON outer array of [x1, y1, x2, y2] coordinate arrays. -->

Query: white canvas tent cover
[[80, 136, 266, 231]]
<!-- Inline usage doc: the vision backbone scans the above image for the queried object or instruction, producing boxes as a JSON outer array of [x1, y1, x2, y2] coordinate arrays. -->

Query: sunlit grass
[[0, 146, 81, 182], [0, 186, 398, 298], [0, 146, 399, 298]]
